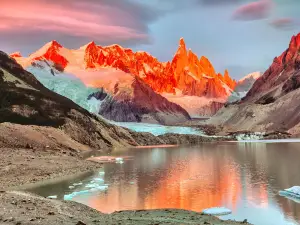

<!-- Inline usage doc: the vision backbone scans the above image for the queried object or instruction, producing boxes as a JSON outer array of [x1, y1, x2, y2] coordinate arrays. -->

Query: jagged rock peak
[[10, 52, 22, 57]]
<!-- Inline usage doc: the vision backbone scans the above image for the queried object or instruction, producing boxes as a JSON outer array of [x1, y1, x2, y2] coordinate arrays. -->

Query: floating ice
[[115, 157, 123, 161], [93, 178, 104, 182], [64, 190, 90, 200], [46, 195, 57, 199], [202, 207, 232, 215], [73, 182, 83, 186], [68, 185, 75, 189], [235, 132, 264, 141], [279, 186, 300, 200]]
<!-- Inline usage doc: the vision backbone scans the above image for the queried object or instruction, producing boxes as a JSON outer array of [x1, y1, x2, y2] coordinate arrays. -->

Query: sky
[[0, 0, 299, 79]]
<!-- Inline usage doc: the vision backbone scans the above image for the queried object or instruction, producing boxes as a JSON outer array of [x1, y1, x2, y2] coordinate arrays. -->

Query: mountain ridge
[[11, 38, 236, 117]]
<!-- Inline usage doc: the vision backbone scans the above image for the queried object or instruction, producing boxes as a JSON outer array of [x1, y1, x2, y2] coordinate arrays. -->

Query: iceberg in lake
[[236, 132, 264, 141], [64, 170, 108, 201], [279, 186, 300, 201], [202, 207, 232, 215]]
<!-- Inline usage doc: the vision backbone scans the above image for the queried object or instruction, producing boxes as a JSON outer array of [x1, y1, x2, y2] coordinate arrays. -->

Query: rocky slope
[[31, 60, 190, 125], [11, 39, 236, 117], [0, 51, 141, 150], [207, 33, 300, 134]]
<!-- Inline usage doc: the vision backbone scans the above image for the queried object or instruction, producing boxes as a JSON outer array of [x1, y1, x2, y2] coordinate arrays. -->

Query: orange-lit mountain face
[[244, 33, 300, 103], [208, 33, 300, 134], [11, 38, 236, 116]]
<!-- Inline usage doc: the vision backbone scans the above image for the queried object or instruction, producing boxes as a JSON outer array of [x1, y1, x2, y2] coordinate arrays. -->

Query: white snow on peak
[[29, 41, 58, 58], [238, 71, 261, 83]]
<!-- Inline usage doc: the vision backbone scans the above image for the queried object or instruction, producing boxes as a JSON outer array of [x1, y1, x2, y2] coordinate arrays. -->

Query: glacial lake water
[[27, 141, 300, 225]]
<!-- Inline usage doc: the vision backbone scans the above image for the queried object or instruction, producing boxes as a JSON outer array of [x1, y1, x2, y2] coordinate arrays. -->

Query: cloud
[[0, 0, 164, 52], [270, 18, 299, 30], [199, 0, 241, 6], [232, 0, 272, 21]]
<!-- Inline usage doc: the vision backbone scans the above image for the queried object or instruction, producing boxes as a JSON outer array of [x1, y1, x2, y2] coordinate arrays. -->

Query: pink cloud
[[232, 0, 273, 21], [270, 18, 299, 30], [0, 0, 150, 43]]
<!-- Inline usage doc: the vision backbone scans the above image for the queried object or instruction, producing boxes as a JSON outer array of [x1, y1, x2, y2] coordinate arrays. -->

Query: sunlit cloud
[[0, 0, 158, 45], [270, 18, 299, 30], [232, 0, 273, 21]]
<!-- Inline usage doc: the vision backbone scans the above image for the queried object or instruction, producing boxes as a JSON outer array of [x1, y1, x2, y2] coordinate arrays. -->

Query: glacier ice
[[279, 186, 300, 200], [27, 66, 103, 114], [111, 122, 204, 136], [235, 132, 264, 141], [28, 63, 205, 136], [202, 207, 232, 215]]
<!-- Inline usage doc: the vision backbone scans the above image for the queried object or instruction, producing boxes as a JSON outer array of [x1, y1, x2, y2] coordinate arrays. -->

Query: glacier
[[27, 65, 205, 136], [111, 121, 204, 136], [27, 65, 103, 114]]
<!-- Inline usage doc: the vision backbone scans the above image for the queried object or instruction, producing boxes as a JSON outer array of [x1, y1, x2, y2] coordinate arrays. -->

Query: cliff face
[[207, 33, 300, 134], [11, 38, 236, 118], [87, 76, 191, 124], [244, 34, 300, 103]]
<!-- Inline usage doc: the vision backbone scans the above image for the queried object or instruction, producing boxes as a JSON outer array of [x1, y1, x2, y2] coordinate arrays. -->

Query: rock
[[48, 211, 55, 215], [25, 143, 32, 149], [76, 221, 87, 225]]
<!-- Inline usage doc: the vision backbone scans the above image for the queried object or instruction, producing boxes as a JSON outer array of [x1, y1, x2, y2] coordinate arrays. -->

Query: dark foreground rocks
[[0, 191, 252, 225]]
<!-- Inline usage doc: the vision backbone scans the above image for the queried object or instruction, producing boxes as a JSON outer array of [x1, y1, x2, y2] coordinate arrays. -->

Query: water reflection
[[30, 142, 300, 225]]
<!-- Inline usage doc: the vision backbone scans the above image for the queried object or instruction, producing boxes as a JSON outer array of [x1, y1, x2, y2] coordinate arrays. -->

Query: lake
[[27, 141, 300, 225]]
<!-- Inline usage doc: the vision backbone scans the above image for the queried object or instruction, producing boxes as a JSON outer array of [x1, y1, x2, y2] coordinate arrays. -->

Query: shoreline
[[0, 145, 252, 225]]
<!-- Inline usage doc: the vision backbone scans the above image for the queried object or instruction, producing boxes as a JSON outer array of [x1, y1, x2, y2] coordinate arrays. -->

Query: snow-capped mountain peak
[[12, 38, 237, 116]]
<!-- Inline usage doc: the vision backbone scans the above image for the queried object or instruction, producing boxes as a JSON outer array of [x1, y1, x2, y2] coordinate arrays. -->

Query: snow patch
[[162, 93, 226, 117], [238, 71, 261, 83]]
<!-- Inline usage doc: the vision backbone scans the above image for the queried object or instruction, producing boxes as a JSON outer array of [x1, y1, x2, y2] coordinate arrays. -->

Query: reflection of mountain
[[77, 143, 300, 224]]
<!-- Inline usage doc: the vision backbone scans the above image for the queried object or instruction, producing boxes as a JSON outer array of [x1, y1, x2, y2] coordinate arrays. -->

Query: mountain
[[208, 33, 300, 134], [227, 72, 261, 103], [24, 59, 190, 125], [11, 38, 236, 118], [0, 50, 142, 150]]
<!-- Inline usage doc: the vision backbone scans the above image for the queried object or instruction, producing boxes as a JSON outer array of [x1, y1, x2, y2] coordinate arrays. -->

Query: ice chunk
[[236, 132, 264, 141], [64, 190, 90, 200], [279, 186, 300, 199], [68, 185, 75, 189], [46, 195, 57, 199], [202, 207, 232, 215], [93, 178, 104, 182], [115, 157, 123, 161], [73, 182, 83, 186]]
